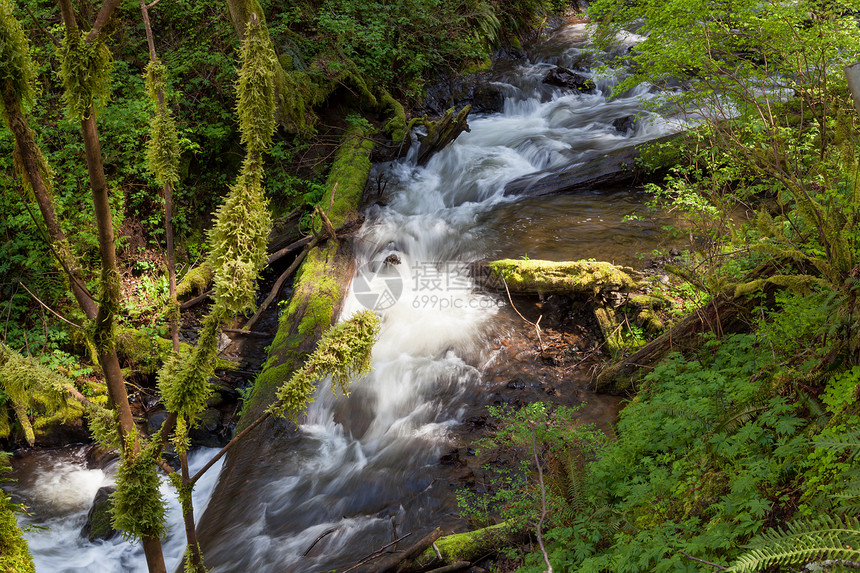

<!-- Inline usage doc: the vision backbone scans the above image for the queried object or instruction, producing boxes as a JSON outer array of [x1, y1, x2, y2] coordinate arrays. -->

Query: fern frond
[[712, 402, 770, 435], [814, 430, 860, 460], [728, 515, 860, 572]]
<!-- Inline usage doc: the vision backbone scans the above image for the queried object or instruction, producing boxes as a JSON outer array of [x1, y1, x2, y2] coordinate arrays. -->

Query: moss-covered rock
[[627, 293, 667, 310], [489, 259, 638, 297], [81, 486, 118, 542]]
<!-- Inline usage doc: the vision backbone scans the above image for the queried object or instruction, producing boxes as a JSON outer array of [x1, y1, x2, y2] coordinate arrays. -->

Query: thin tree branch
[[23, 4, 61, 47], [678, 550, 727, 570], [530, 427, 553, 573], [17, 281, 83, 329]]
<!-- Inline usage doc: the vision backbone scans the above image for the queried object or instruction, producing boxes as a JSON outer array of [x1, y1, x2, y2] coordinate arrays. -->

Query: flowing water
[[13, 18, 684, 573], [8, 447, 223, 572]]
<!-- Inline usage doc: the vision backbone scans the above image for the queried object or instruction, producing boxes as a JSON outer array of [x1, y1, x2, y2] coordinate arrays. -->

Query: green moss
[[627, 294, 667, 310], [175, 263, 213, 299], [0, 343, 80, 446], [58, 31, 112, 120], [268, 310, 379, 419], [594, 305, 625, 357], [635, 308, 664, 333], [323, 122, 375, 225], [415, 522, 514, 565], [378, 89, 407, 142], [0, 455, 34, 573], [0, 0, 35, 117], [490, 259, 638, 297], [463, 56, 493, 75]]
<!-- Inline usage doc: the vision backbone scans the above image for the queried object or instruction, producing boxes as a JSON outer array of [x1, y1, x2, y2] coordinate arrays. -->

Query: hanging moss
[[158, 305, 226, 424], [207, 171, 272, 315], [207, 16, 276, 316], [144, 60, 180, 188], [0, 1, 55, 205], [268, 310, 379, 419], [0, 0, 34, 117], [0, 343, 78, 445], [236, 17, 277, 157], [58, 31, 112, 120], [110, 436, 167, 541], [85, 402, 120, 449], [0, 454, 35, 573]]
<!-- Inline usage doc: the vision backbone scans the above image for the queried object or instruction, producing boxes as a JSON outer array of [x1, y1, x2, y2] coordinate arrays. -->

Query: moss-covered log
[[195, 121, 375, 557], [489, 259, 638, 297], [401, 522, 524, 571], [410, 106, 471, 166]]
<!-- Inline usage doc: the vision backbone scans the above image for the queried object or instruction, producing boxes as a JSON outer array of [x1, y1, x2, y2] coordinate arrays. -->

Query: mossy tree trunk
[[56, 1, 168, 572], [0, 88, 97, 321]]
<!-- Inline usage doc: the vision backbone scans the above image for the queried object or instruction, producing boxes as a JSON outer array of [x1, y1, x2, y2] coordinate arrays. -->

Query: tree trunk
[[140, 0, 180, 352], [57, 1, 168, 571], [0, 87, 97, 320]]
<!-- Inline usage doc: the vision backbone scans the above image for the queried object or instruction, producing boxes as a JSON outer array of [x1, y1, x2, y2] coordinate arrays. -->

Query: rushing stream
[[13, 18, 683, 573]]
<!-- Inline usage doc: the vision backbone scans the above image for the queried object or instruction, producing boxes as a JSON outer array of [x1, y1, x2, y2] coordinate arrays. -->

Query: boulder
[[81, 486, 118, 542], [612, 115, 637, 134], [542, 66, 596, 93]]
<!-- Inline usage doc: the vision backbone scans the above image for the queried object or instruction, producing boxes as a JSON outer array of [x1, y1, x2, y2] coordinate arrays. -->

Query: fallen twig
[[302, 527, 338, 557], [341, 533, 414, 573], [180, 289, 212, 310]]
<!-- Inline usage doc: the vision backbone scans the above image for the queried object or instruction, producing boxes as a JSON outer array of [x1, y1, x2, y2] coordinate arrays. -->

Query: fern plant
[[727, 515, 860, 573], [728, 430, 860, 572]]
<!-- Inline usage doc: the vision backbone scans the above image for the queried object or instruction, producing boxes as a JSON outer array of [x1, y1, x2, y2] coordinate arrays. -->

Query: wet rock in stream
[[81, 486, 118, 542]]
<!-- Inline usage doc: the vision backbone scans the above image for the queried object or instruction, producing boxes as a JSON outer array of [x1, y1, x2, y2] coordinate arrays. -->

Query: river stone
[[542, 66, 596, 93], [612, 115, 637, 134], [81, 486, 118, 542]]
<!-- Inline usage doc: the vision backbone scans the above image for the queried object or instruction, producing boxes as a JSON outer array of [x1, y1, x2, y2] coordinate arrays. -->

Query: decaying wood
[[363, 528, 443, 573], [593, 262, 784, 393], [413, 106, 471, 166]]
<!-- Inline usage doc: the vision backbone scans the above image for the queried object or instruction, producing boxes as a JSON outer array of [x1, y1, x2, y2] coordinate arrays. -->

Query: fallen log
[[363, 528, 442, 573], [398, 522, 526, 572], [195, 121, 376, 564], [592, 262, 785, 394], [487, 259, 638, 297]]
